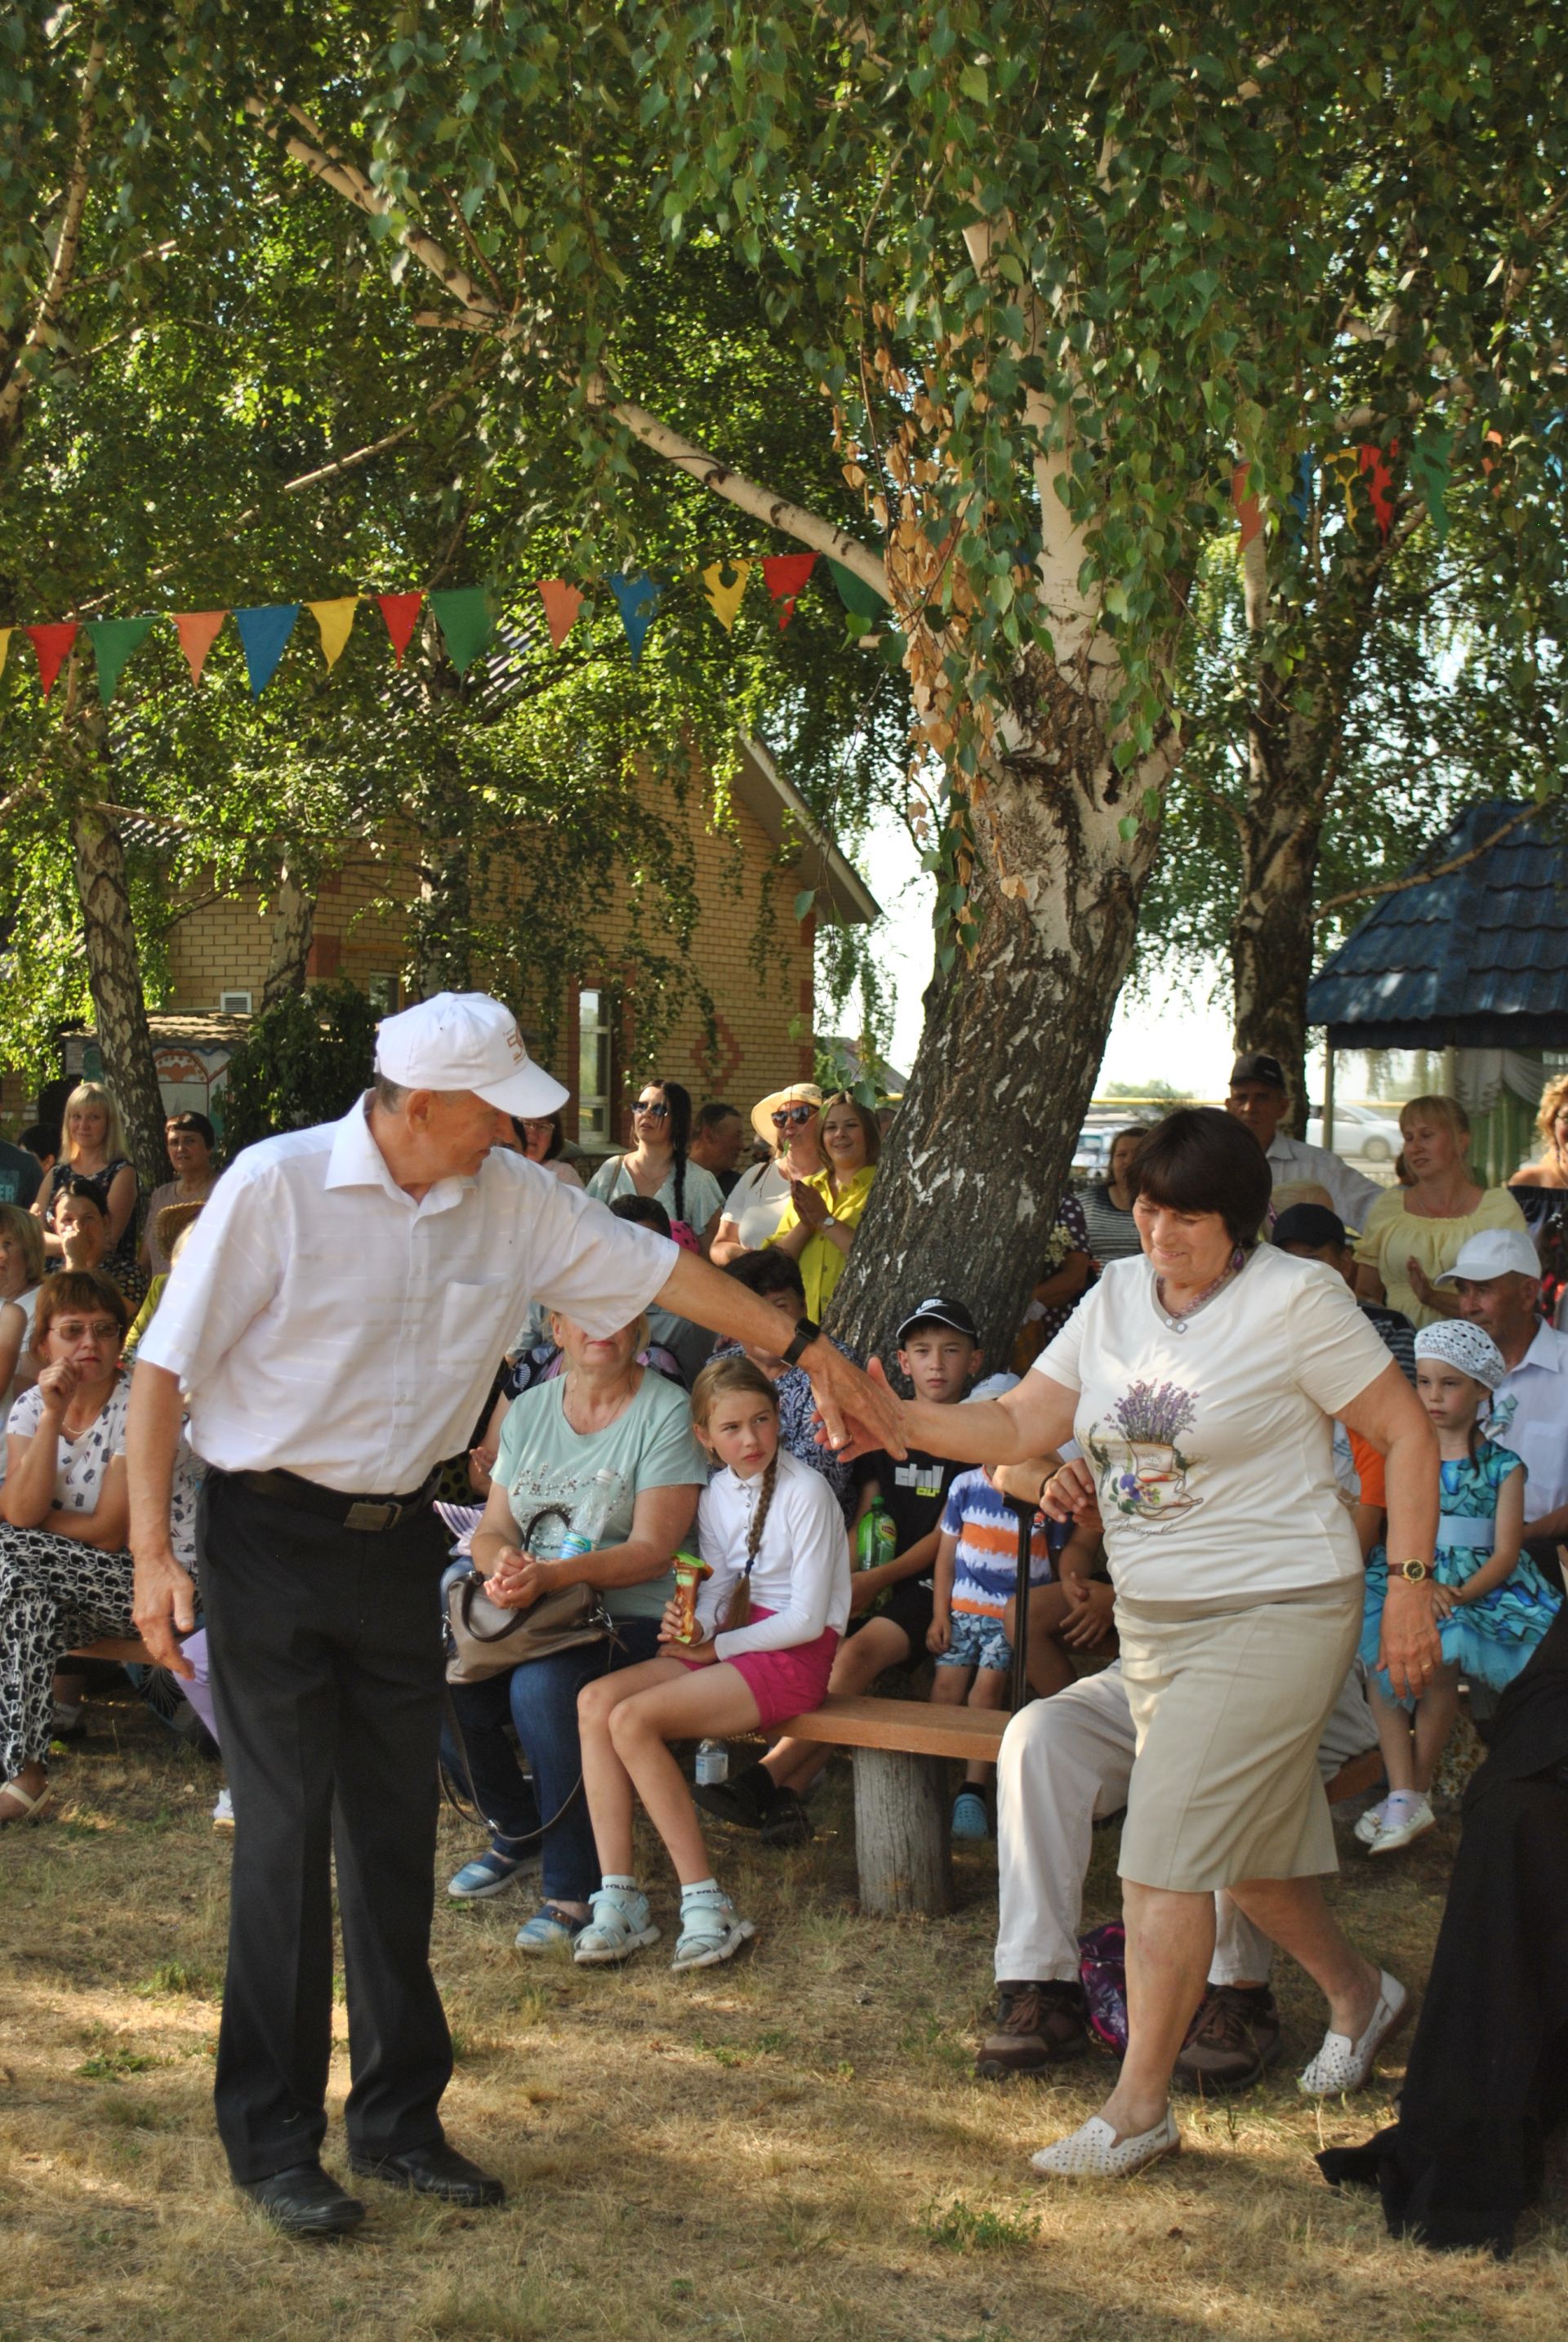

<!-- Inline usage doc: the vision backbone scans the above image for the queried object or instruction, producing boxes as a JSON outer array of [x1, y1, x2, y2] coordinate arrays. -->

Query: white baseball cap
[[374, 992, 568, 1117], [1433, 1228, 1541, 1285]]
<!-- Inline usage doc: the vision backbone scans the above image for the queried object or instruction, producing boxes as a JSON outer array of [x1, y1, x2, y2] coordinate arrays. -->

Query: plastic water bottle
[[695, 1739, 728, 1787], [855, 1499, 898, 1569], [559, 1469, 619, 1561]]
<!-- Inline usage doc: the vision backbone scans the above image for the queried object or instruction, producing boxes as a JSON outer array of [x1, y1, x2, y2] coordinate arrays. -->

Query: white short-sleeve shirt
[[136, 1098, 678, 1493], [1034, 1245, 1393, 1603], [722, 1158, 794, 1250]]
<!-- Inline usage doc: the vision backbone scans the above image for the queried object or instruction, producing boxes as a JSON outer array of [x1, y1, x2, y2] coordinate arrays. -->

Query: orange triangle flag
[[1231, 465, 1263, 548], [26, 622, 79, 697], [761, 553, 817, 630], [172, 611, 227, 687], [537, 579, 585, 648], [378, 592, 424, 665]]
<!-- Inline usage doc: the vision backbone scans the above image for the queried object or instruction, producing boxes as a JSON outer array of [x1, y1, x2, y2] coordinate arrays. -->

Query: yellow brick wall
[[162, 780, 815, 1136]]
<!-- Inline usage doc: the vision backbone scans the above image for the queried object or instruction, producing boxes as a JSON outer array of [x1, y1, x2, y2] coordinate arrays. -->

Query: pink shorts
[[675, 1605, 840, 1730]]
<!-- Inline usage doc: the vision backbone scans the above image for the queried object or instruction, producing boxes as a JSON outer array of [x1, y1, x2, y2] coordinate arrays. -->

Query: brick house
[[24, 737, 878, 1151]]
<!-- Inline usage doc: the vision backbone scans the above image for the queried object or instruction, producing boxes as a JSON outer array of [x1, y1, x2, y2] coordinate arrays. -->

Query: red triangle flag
[[761, 553, 817, 630], [378, 591, 425, 666], [537, 579, 585, 648], [1232, 465, 1263, 547], [171, 611, 227, 687], [26, 621, 78, 697]]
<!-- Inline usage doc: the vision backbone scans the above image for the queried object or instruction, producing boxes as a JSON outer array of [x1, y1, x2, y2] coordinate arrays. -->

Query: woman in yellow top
[[1355, 1094, 1527, 1327], [765, 1092, 880, 1319]]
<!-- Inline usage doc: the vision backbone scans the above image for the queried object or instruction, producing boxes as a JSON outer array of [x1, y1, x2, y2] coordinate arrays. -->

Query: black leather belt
[[233, 1467, 436, 1534]]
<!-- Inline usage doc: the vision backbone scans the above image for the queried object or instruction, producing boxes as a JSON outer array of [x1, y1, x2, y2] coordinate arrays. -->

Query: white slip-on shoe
[[1030, 2108, 1180, 2179], [1298, 1970, 1410, 2095], [1366, 1797, 1435, 1855], [1353, 1797, 1389, 1846]]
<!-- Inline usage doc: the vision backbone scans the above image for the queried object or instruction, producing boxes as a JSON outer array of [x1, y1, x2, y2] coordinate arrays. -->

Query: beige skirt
[[1115, 1581, 1363, 1894]]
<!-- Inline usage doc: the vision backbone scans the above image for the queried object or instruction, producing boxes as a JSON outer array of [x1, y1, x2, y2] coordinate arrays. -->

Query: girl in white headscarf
[[1356, 1320, 1561, 1854]]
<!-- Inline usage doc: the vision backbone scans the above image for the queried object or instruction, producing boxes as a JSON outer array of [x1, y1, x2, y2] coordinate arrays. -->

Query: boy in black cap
[[693, 1296, 982, 1845], [1272, 1203, 1416, 1383]]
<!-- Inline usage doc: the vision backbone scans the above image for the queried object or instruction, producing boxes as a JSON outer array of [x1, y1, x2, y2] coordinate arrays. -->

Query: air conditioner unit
[[219, 990, 254, 1015]]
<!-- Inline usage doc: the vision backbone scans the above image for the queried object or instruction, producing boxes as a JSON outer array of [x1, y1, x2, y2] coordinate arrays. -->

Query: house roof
[[731, 737, 881, 926], [1306, 799, 1568, 1050]]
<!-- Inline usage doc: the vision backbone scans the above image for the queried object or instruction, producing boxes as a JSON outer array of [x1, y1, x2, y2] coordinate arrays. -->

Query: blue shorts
[[935, 1609, 1012, 1676]]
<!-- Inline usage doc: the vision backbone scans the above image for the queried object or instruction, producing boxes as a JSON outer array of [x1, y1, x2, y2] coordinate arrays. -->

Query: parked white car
[[1304, 1102, 1405, 1164]]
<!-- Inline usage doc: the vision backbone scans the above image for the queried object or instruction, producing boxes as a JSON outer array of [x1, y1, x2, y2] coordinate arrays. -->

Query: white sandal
[[1030, 2108, 1180, 2179], [0, 1777, 54, 1827], [1298, 1970, 1410, 2095]]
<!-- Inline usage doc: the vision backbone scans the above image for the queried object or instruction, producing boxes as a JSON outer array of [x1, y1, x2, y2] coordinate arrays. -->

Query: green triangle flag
[[85, 616, 157, 703], [430, 586, 493, 675], [826, 558, 886, 620]]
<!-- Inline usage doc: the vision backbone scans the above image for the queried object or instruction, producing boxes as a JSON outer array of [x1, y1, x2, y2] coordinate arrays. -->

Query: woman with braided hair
[[574, 1357, 849, 1970]]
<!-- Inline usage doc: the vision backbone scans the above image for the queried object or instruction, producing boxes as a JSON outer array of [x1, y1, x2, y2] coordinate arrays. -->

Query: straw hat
[[750, 1083, 824, 1147], [157, 1199, 205, 1258]]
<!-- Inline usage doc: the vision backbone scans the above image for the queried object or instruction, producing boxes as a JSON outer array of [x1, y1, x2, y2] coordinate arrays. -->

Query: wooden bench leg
[[852, 1748, 953, 1917]]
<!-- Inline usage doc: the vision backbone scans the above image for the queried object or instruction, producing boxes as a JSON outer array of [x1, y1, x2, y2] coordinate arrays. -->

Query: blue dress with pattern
[[1359, 1438, 1561, 1693]]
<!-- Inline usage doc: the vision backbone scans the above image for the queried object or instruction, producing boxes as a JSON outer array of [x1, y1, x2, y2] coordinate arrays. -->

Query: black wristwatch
[[782, 1316, 822, 1368]]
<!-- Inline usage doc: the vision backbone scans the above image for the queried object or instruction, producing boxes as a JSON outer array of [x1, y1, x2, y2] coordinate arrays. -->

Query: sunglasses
[[772, 1104, 816, 1129], [632, 1098, 670, 1119]]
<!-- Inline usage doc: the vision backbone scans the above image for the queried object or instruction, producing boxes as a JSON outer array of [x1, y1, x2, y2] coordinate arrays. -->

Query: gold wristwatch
[[1396, 1559, 1432, 1583]]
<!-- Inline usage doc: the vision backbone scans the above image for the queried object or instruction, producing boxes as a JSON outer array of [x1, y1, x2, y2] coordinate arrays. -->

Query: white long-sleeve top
[[694, 1448, 851, 1660]]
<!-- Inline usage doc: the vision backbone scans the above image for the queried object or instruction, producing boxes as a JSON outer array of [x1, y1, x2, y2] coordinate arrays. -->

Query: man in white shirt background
[[1225, 1051, 1383, 1232], [1441, 1227, 1568, 1592], [127, 992, 888, 2239]]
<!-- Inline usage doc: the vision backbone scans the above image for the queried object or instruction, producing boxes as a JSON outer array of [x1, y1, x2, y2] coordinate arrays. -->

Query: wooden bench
[[777, 1694, 1388, 1920], [66, 1637, 158, 1667]]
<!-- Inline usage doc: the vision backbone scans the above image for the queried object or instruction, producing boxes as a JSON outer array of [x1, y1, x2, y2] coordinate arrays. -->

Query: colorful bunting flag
[[307, 597, 359, 670], [0, 627, 11, 682], [608, 571, 663, 666], [1325, 447, 1360, 520], [1287, 453, 1314, 528], [761, 552, 817, 630], [1405, 430, 1453, 544], [26, 622, 78, 697], [1357, 442, 1397, 537], [430, 586, 492, 675], [827, 558, 886, 620], [537, 579, 585, 648], [234, 603, 300, 697], [172, 611, 226, 687], [1481, 425, 1507, 500], [1231, 465, 1263, 547], [377, 592, 424, 666], [701, 560, 751, 632], [85, 617, 157, 704]]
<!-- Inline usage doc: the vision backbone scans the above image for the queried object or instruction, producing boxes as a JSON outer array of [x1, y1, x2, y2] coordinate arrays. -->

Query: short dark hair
[[723, 1248, 807, 1307], [34, 1268, 130, 1342], [1129, 1107, 1272, 1250], [19, 1123, 59, 1161], [59, 1178, 107, 1218], [608, 1193, 672, 1239], [511, 1111, 564, 1160], [166, 1110, 216, 1149], [697, 1100, 742, 1133]]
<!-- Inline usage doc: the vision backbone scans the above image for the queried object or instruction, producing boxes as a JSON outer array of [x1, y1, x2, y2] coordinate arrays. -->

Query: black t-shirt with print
[[855, 1446, 962, 1582]]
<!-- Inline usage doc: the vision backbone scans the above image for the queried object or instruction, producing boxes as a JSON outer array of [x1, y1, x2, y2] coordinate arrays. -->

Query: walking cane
[[1001, 1493, 1039, 1716]]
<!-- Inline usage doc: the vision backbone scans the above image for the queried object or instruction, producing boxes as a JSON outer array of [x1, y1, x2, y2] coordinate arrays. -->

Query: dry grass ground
[[2, 1685, 1564, 2342]]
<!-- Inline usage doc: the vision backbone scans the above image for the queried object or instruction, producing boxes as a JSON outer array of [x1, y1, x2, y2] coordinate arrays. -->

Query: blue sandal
[[447, 1845, 541, 1901]]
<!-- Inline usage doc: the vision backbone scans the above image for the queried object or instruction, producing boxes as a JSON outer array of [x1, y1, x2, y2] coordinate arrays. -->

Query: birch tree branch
[[0, 20, 109, 443]]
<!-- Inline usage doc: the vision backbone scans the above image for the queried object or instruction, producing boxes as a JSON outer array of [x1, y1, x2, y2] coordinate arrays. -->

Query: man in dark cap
[[1226, 1051, 1382, 1231]]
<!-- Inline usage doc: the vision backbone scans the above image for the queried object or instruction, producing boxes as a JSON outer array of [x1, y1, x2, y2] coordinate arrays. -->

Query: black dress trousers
[[197, 1468, 453, 2184]]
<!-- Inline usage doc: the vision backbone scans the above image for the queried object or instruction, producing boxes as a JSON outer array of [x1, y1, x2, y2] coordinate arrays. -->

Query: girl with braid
[[574, 1359, 849, 1969]]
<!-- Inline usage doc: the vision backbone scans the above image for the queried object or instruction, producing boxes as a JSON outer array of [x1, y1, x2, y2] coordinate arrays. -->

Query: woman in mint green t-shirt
[[441, 1311, 708, 1952]]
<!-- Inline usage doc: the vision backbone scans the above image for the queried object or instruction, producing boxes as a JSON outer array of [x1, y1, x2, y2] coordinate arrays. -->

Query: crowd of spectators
[[4, 1039, 1568, 2243]]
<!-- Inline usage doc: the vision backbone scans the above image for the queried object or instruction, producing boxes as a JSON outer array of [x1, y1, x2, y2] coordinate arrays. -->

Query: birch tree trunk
[[69, 800, 168, 1189], [260, 863, 315, 1009]]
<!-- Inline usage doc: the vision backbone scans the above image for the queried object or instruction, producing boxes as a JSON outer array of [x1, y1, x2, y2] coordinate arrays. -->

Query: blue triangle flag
[[234, 603, 301, 696], [608, 571, 663, 666]]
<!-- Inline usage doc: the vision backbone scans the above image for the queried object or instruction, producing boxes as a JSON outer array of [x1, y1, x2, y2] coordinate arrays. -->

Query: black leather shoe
[[349, 2142, 506, 2206], [238, 2162, 366, 2238]]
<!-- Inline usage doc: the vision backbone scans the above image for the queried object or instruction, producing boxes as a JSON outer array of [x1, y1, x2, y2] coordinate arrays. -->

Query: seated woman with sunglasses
[[586, 1080, 724, 1253], [710, 1086, 826, 1266]]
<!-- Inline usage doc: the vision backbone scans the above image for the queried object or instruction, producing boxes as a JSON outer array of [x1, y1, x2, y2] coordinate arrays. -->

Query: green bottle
[[855, 1500, 898, 1570]]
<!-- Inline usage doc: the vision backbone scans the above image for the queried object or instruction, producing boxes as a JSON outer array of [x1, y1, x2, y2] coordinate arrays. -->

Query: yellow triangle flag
[[307, 597, 359, 670], [0, 626, 11, 681], [702, 559, 751, 631]]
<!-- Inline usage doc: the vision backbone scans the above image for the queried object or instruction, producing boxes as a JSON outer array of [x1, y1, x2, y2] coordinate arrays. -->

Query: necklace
[[1154, 1246, 1248, 1333], [561, 1372, 636, 1435]]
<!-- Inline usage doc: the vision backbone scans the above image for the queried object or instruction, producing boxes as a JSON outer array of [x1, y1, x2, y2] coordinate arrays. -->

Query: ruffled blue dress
[[1361, 1439, 1561, 1694]]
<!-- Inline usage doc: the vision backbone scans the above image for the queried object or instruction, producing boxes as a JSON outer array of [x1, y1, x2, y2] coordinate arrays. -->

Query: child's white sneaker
[[1366, 1796, 1435, 1855], [572, 1884, 660, 1966], [670, 1886, 756, 1972], [1352, 1797, 1388, 1846]]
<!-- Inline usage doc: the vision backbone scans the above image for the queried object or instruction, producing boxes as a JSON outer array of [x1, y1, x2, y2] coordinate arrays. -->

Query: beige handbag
[[443, 1505, 612, 1685]]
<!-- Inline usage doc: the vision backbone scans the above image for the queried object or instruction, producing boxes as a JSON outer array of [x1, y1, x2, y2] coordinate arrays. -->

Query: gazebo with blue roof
[[1307, 799, 1568, 1183]]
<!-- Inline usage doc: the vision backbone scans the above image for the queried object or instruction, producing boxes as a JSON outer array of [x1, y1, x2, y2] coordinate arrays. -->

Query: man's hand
[[1060, 1578, 1116, 1650], [131, 1539, 197, 1677], [1378, 1578, 1443, 1701], [809, 1349, 905, 1461]]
